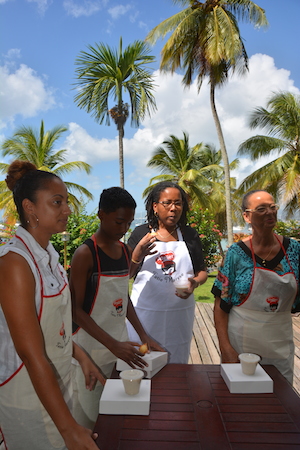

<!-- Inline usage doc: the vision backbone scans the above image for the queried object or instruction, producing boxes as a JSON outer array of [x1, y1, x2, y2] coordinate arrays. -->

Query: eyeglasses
[[244, 204, 279, 214], [157, 200, 183, 209]]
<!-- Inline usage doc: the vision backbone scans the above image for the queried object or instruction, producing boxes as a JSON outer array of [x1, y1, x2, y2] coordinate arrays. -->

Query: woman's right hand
[[111, 340, 148, 369], [63, 424, 100, 449], [221, 346, 239, 363], [131, 233, 157, 263]]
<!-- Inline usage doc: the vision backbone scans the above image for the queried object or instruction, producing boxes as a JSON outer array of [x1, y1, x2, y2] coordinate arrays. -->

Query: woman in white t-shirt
[[0, 160, 105, 450]]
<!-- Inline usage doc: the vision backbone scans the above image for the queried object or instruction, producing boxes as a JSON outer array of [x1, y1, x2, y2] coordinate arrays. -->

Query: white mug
[[239, 353, 261, 375], [119, 369, 144, 395]]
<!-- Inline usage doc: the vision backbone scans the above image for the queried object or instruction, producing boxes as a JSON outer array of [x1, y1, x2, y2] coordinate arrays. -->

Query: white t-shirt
[[0, 226, 67, 384]]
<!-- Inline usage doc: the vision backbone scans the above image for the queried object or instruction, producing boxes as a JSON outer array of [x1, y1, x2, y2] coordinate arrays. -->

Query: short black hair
[[145, 181, 189, 229], [242, 190, 269, 211], [98, 187, 136, 213]]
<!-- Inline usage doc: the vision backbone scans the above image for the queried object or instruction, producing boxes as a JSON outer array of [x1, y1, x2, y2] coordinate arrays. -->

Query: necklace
[[156, 226, 178, 240], [255, 237, 277, 266]]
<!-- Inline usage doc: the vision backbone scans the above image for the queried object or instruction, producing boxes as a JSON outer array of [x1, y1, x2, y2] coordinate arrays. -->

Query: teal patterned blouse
[[212, 237, 300, 313]]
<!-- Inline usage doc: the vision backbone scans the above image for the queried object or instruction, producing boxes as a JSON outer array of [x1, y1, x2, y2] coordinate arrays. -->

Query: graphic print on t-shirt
[[155, 251, 176, 275]]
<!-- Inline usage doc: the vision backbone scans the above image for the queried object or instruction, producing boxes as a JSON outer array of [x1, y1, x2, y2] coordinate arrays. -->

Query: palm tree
[[237, 91, 300, 217], [74, 37, 157, 188], [0, 120, 93, 224], [146, 0, 268, 244], [144, 132, 239, 228], [196, 144, 241, 231]]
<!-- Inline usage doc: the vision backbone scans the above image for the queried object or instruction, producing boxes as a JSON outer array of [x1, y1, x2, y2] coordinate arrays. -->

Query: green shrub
[[187, 209, 223, 270], [275, 220, 300, 239]]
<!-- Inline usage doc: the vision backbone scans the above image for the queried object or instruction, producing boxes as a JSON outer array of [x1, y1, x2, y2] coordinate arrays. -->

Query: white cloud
[[63, 0, 102, 17], [64, 54, 299, 191], [0, 63, 56, 128], [85, 175, 102, 192], [3, 49, 21, 60], [1, 52, 297, 194], [64, 122, 119, 162], [129, 11, 139, 23], [108, 4, 132, 20], [26, 0, 52, 15]]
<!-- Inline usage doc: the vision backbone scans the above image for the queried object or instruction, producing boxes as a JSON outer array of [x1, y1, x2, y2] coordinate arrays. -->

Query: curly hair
[[98, 187, 136, 213], [145, 181, 189, 230], [6, 160, 60, 227]]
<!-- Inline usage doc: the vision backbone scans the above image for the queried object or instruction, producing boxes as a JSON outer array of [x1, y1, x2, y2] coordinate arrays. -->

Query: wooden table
[[94, 364, 300, 450]]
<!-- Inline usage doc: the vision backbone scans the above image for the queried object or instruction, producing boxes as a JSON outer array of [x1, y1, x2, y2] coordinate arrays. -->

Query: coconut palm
[[144, 132, 239, 229], [237, 91, 300, 217], [196, 144, 241, 230], [146, 0, 268, 244], [0, 120, 93, 224], [74, 37, 157, 188]]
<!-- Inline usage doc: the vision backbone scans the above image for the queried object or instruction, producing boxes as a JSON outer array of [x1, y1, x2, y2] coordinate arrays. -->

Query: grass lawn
[[129, 271, 217, 304], [194, 271, 217, 303]]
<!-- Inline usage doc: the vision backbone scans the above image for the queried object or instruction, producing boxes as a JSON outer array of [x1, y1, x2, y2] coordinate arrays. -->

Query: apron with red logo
[[228, 236, 297, 383], [72, 235, 129, 429], [0, 237, 72, 450], [128, 229, 195, 363]]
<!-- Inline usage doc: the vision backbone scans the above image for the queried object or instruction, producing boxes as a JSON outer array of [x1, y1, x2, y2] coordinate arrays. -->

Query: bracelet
[[131, 258, 141, 264]]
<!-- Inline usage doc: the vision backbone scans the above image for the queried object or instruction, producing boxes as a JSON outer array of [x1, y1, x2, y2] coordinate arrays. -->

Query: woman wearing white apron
[[213, 190, 300, 384], [70, 187, 163, 430], [0, 161, 104, 450], [128, 182, 208, 363]]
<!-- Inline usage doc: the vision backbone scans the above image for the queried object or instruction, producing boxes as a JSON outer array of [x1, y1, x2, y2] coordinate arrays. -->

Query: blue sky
[[1, 0, 299, 217]]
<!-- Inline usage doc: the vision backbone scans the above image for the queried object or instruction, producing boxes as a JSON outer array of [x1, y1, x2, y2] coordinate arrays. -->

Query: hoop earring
[[154, 212, 159, 218], [26, 213, 39, 229]]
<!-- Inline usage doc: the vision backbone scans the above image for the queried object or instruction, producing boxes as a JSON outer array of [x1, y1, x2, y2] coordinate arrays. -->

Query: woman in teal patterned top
[[212, 190, 300, 384]]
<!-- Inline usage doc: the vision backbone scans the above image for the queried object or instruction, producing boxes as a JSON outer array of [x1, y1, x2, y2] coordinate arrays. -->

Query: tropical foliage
[[237, 91, 300, 217], [50, 207, 99, 270], [187, 208, 223, 270], [0, 120, 93, 224], [146, 0, 268, 244], [275, 220, 300, 241], [74, 37, 157, 188]]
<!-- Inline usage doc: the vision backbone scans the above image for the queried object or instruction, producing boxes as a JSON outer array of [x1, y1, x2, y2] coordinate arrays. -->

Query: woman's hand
[[111, 340, 149, 369], [220, 347, 239, 363], [73, 343, 106, 390], [131, 233, 157, 264], [175, 277, 197, 299], [141, 336, 165, 353], [175, 272, 208, 299], [79, 354, 106, 391], [63, 424, 100, 449]]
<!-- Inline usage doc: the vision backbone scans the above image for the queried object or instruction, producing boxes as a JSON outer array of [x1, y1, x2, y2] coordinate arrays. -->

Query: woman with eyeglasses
[[213, 190, 300, 383], [127, 181, 208, 363]]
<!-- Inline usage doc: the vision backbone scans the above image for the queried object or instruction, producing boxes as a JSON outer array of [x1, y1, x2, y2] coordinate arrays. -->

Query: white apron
[[72, 236, 129, 429], [128, 229, 195, 364], [0, 237, 72, 450], [228, 236, 297, 384]]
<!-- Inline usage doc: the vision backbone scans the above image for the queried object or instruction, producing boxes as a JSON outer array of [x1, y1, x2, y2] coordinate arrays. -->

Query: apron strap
[[16, 236, 44, 319]]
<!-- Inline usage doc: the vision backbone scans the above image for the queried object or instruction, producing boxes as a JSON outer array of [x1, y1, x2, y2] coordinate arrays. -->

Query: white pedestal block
[[221, 363, 273, 394], [99, 379, 151, 415], [116, 351, 168, 378]]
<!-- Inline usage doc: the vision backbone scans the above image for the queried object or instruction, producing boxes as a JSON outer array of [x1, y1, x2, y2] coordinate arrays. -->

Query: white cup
[[239, 353, 261, 375], [119, 369, 144, 395], [173, 278, 190, 295]]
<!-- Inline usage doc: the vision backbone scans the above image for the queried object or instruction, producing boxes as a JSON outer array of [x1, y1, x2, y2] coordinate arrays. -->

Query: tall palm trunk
[[118, 125, 125, 188], [210, 83, 233, 246]]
